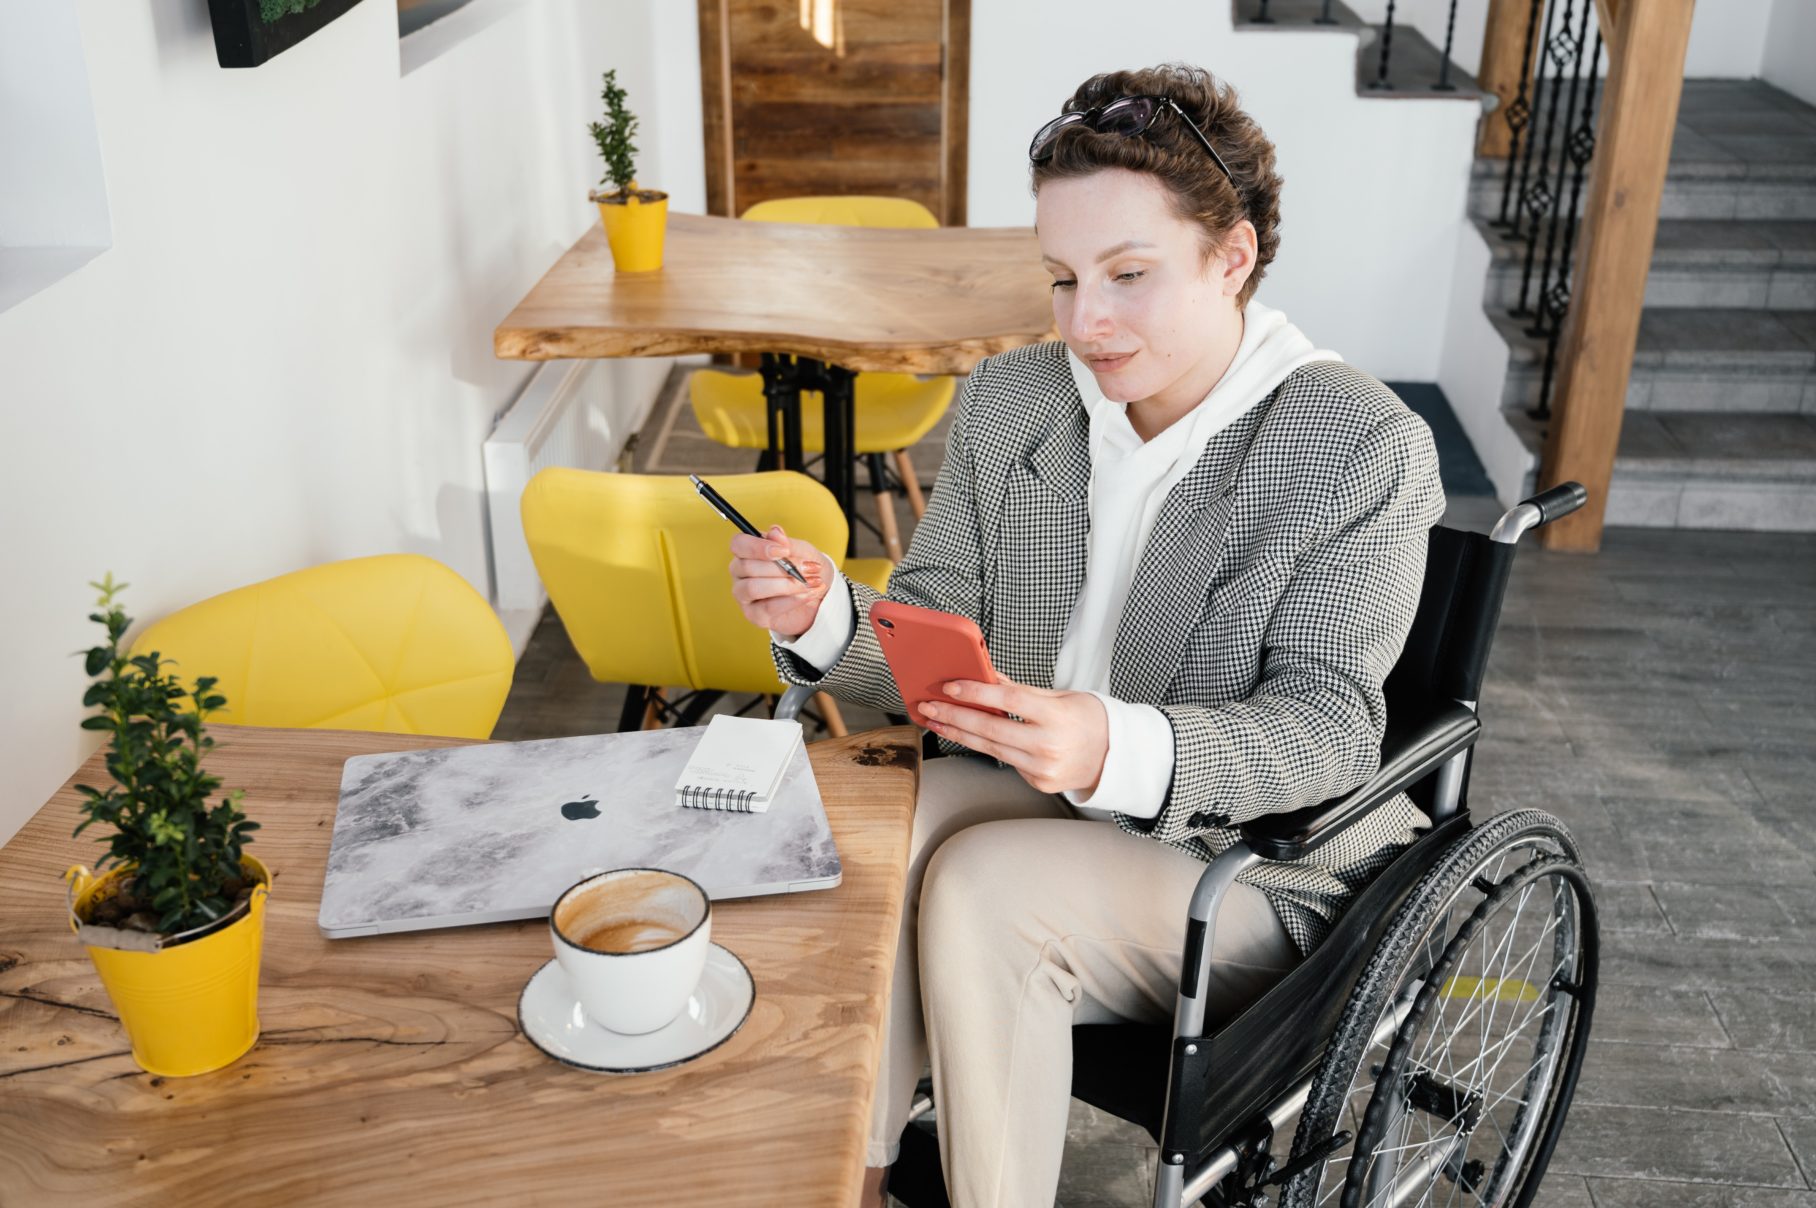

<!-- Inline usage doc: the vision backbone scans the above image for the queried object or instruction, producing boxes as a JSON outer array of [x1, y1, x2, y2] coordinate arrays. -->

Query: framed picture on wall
[[206, 0, 366, 68]]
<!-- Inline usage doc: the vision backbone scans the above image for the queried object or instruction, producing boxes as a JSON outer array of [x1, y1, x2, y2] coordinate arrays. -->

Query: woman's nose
[[1067, 285, 1114, 343]]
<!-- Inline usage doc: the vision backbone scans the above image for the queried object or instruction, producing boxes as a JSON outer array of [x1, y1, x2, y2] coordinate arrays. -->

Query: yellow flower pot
[[594, 185, 669, 273], [64, 854, 272, 1077]]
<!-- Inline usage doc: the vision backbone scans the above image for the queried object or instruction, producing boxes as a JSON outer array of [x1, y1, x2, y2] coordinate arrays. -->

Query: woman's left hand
[[919, 677, 1109, 796]]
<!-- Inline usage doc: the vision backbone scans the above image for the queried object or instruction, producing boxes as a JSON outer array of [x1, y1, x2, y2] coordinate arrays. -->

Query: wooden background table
[[0, 724, 921, 1206], [493, 213, 1057, 539], [493, 213, 1054, 374]]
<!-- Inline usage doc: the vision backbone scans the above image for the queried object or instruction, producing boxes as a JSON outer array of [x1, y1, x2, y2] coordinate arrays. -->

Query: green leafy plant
[[259, 0, 322, 23], [73, 574, 260, 936], [588, 69, 640, 197]]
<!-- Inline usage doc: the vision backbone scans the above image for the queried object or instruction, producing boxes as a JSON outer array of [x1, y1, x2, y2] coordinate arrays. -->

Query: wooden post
[[1538, 0, 1695, 552], [1476, 0, 1545, 158], [697, 0, 735, 218]]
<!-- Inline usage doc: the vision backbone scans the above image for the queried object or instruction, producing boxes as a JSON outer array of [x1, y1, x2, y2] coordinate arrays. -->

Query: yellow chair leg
[[643, 688, 667, 730], [815, 693, 848, 738], [894, 449, 927, 520]]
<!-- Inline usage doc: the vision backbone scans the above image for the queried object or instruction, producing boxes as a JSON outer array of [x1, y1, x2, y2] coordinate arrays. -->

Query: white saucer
[[518, 943, 754, 1074]]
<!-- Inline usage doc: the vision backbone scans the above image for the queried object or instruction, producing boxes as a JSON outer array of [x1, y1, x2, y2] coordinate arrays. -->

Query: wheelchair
[[882, 482, 1601, 1208]]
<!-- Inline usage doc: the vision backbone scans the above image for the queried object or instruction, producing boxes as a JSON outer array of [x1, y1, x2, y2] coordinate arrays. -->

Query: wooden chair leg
[[893, 449, 926, 519], [642, 688, 668, 730], [868, 452, 905, 563], [815, 693, 847, 738]]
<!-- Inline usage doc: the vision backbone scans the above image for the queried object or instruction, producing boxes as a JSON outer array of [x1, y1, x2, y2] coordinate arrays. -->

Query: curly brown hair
[[1030, 64, 1283, 308]]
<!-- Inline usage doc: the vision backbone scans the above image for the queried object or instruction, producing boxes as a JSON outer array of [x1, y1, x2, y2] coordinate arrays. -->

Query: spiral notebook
[[675, 715, 805, 813]]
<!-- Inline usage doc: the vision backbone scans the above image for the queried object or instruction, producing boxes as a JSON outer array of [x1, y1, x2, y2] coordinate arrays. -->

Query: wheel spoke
[[1298, 826, 1591, 1208]]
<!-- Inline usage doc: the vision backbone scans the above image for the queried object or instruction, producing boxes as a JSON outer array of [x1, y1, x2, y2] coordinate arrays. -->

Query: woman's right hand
[[729, 524, 832, 640]]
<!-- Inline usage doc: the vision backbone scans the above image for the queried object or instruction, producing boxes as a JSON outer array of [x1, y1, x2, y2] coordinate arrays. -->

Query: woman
[[728, 63, 1444, 1207]]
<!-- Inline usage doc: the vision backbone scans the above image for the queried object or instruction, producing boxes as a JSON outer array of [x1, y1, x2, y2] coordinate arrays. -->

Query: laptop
[[318, 725, 841, 938]]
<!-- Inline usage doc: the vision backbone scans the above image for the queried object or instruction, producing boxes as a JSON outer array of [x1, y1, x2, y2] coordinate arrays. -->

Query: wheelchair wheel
[[1281, 808, 1598, 1208]]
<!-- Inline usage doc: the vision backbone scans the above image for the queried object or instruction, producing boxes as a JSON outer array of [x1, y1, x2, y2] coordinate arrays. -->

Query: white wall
[[0, 0, 704, 846], [968, 0, 1481, 380], [1762, 0, 1816, 107]]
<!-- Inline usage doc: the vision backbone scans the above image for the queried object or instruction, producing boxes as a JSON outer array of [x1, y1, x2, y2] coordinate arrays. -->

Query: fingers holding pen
[[729, 555, 822, 583]]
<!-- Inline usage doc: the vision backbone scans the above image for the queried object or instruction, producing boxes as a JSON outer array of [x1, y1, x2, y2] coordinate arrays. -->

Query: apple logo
[[560, 795, 601, 821]]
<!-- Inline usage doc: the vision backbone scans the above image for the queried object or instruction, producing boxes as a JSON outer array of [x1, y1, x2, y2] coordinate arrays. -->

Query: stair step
[[1480, 218, 1816, 311], [1232, 0, 1365, 29], [1505, 410, 1816, 531], [1232, 1, 1487, 104], [1494, 308, 1816, 414], [1472, 158, 1816, 222], [1471, 80, 1816, 221]]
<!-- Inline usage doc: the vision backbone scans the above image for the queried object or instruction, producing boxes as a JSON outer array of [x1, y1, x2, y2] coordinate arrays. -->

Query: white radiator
[[483, 359, 621, 657]]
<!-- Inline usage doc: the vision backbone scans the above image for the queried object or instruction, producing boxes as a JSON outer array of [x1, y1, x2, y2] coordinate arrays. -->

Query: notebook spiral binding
[[678, 784, 761, 813]]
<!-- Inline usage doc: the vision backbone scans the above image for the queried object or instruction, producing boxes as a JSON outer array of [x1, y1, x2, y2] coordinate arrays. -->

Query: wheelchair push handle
[[1489, 480, 1589, 545], [1527, 481, 1588, 524]]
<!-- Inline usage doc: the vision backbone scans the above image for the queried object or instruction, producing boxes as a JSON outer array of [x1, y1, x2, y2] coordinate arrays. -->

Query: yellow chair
[[130, 554, 514, 740], [688, 195, 957, 561], [520, 468, 891, 734]]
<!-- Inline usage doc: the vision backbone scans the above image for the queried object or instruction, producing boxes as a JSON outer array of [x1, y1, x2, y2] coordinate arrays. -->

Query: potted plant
[[587, 68, 668, 272], [63, 573, 270, 1078]]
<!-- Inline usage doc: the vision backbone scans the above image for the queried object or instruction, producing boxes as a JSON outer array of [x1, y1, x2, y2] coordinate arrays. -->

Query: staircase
[[1468, 79, 1816, 531], [1236, 0, 1816, 532]]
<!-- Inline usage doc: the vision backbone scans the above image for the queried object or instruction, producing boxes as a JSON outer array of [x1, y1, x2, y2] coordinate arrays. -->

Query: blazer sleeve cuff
[[771, 567, 855, 674], [1063, 693, 1172, 821]]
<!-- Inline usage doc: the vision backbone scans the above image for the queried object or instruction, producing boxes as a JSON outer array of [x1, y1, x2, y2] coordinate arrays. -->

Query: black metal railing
[[1492, 0, 1605, 420]]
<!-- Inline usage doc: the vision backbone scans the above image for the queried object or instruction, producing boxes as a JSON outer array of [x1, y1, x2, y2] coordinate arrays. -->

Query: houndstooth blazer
[[774, 340, 1446, 954]]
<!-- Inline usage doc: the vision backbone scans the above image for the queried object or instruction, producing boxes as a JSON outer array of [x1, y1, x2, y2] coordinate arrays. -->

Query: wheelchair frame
[[784, 484, 1595, 1208], [1152, 485, 1590, 1208]]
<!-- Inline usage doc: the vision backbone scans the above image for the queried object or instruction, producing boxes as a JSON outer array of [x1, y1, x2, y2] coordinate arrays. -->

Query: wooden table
[[0, 724, 922, 1206], [493, 213, 1055, 542]]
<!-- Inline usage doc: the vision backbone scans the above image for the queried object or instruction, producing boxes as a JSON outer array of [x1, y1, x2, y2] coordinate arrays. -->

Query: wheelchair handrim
[[1344, 856, 1594, 1208], [1281, 810, 1594, 1208]]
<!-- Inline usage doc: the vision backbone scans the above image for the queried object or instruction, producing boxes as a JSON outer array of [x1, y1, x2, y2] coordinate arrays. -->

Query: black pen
[[689, 474, 811, 585]]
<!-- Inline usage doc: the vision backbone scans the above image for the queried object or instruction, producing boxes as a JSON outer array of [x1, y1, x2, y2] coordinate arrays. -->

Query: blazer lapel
[[1109, 403, 1268, 704], [994, 397, 1090, 690]]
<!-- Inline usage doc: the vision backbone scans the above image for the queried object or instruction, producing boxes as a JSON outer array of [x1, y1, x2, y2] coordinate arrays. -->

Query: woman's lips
[[1088, 352, 1135, 372]]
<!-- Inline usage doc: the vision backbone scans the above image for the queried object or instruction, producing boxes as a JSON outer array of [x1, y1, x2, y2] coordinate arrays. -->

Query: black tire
[[1280, 808, 1598, 1208]]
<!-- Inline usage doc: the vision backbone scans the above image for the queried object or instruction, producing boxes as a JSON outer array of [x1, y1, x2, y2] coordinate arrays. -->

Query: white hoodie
[[1059, 300, 1338, 819], [778, 300, 1339, 821]]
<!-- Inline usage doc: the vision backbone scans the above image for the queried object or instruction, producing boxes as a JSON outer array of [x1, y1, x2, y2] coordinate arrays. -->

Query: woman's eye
[[1115, 270, 1146, 283], [1050, 279, 1076, 292]]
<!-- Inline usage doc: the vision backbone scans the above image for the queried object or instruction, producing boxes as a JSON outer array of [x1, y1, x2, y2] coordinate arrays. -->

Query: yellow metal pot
[[64, 855, 271, 1077], [595, 185, 668, 272]]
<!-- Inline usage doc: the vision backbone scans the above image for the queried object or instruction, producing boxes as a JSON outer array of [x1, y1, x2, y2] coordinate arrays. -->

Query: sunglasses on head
[[1028, 94, 1237, 191]]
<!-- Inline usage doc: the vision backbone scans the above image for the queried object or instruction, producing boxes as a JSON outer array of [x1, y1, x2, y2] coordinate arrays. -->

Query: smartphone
[[869, 600, 1010, 730]]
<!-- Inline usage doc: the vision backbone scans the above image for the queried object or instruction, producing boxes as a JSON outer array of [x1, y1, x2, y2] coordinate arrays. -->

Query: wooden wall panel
[[699, 0, 967, 225]]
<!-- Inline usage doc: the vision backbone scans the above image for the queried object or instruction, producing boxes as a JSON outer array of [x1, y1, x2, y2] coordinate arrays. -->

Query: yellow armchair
[[520, 468, 890, 732], [129, 554, 514, 740]]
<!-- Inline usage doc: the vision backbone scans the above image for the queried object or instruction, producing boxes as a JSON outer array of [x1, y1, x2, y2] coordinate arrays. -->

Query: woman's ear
[[1213, 220, 1259, 298]]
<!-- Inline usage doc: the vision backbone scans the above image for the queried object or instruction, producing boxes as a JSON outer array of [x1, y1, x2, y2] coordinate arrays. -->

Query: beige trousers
[[868, 755, 1300, 1207]]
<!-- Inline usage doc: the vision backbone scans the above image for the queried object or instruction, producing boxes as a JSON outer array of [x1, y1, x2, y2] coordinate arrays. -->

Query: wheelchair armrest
[[775, 683, 816, 721], [1239, 703, 1480, 862]]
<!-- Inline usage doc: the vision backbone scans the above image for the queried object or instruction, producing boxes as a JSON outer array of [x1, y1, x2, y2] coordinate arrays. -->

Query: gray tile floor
[[497, 375, 1816, 1205]]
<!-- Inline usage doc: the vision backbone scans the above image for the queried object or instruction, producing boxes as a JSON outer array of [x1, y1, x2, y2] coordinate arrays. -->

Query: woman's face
[[1036, 167, 1252, 407]]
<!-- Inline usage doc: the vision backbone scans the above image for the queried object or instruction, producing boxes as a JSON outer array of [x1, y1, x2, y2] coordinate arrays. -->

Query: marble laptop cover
[[318, 726, 841, 938]]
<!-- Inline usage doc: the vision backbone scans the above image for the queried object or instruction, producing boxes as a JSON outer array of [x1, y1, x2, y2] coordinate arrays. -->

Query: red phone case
[[868, 600, 1009, 730]]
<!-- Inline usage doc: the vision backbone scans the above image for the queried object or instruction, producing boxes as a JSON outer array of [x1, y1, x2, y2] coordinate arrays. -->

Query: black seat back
[[1381, 526, 1516, 813], [1385, 526, 1516, 719]]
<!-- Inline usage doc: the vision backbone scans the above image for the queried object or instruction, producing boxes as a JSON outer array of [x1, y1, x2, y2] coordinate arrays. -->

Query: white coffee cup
[[550, 867, 712, 1035]]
